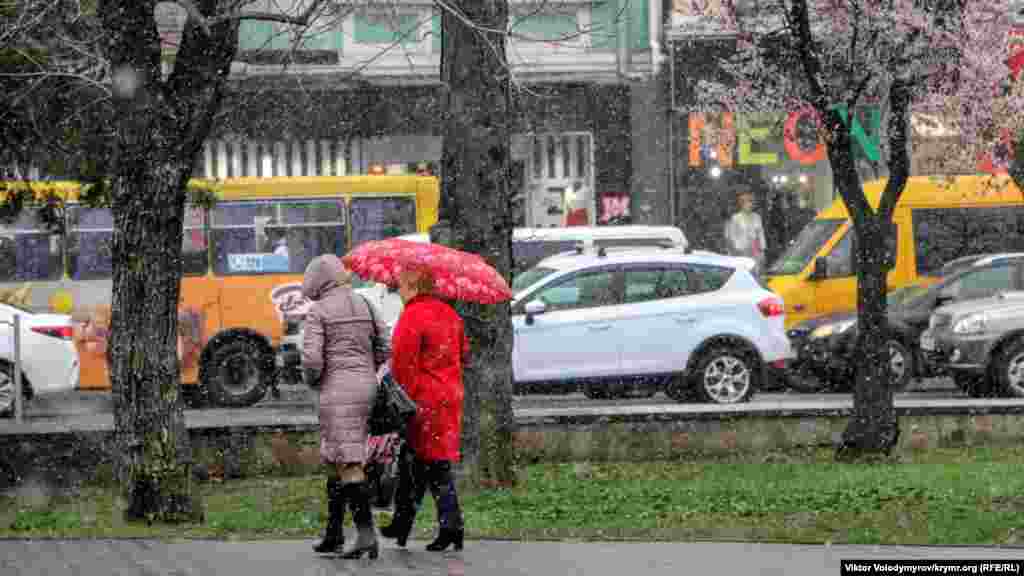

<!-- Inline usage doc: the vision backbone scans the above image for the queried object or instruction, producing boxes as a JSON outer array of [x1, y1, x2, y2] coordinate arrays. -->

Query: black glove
[[303, 367, 323, 389]]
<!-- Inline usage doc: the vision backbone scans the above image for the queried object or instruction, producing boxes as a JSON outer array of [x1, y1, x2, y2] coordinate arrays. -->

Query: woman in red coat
[[380, 267, 468, 552]]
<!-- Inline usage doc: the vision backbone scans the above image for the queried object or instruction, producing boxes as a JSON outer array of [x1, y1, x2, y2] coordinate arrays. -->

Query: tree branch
[[175, 0, 329, 37], [877, 81, 911, 221]]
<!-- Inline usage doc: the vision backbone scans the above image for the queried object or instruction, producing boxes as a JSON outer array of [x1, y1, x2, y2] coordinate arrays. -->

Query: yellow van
[[766, 174, 1024, 329]]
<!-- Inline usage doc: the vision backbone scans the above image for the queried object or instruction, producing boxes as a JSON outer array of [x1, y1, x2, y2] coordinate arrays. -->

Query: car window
[[623, 267, 691, 303], [688, 264, 734, 293], [940, 264, 1016, 301], [531, 270, 619, 312], [824, 231, 854, 277], [512, 266, 558, 293]]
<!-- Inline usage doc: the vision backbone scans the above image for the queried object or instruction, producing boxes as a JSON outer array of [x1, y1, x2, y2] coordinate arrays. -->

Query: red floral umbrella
[[342, 238, 513, 304]]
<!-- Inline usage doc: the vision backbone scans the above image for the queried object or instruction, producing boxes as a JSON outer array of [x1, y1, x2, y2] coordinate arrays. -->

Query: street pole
[[13, 313, 22, 423]]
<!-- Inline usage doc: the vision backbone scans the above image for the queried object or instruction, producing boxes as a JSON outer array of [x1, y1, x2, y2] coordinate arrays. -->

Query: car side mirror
[[524, 299, 546, 325], [810, 256, 828, 280]]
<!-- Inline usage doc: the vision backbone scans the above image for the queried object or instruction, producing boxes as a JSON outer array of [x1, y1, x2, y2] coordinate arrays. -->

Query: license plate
[[920, 332, 936, 351]]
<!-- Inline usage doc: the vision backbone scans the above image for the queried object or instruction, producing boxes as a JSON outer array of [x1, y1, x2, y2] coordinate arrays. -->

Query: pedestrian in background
[[302, 254, 390, 559], [380, 266, 468, 552], [724, 189, 767, 273]]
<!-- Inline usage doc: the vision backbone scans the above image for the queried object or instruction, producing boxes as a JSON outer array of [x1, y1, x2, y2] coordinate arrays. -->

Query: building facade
[[186, 0, 669, 230]]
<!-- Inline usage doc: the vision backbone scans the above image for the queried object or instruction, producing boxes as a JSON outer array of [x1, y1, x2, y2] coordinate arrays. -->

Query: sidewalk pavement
[[1, 539, 1022, 575]]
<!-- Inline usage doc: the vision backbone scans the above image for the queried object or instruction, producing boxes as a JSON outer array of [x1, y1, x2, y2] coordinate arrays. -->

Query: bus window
[[67, 206, 114, 280], [212, 200, 346, 276], [279, 199, 347, 273], [211, 201, 280, 276], [183, 204, 208, 276], [0, 209, 62, 282], [349, 197, 416, 248]]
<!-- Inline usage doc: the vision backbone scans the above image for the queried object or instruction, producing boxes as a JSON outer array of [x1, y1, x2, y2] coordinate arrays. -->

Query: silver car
[[919, 291, 1024, 397]]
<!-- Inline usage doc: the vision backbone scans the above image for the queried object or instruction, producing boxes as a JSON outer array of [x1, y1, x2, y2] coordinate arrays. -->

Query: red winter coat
[[391, 294, 469, 462]]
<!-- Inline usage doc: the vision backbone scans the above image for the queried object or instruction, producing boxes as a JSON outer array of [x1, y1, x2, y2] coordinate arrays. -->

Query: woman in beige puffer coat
[[301, 254, 390, 559]]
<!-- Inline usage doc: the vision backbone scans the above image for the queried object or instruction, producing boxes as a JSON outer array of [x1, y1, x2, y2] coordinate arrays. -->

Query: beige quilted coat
[[301, 255, 391, 464]]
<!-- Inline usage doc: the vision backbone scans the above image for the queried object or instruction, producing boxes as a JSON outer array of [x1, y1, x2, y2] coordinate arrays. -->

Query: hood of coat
[[302, 254, 350, 301]]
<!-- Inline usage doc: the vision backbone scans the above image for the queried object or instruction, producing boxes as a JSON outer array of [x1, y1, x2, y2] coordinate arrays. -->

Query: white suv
[[512, 249, 792, 403]]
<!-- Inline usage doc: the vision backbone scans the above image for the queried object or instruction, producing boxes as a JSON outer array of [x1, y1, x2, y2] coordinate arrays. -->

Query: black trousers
[[393, 442, 463, 531]]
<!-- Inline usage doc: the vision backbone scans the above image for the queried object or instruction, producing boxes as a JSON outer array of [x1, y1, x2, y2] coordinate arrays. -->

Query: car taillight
[[757, 297, 785, 317], [32, 325, 74, 340]]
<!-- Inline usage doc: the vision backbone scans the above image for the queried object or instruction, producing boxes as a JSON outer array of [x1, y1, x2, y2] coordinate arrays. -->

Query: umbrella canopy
[[342, 238, 513, 304]]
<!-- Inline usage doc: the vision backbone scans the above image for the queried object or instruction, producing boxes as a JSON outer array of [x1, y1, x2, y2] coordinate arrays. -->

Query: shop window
[[349, 197, 416, 248], [211, 200, 346, 276], [67, 207, 114, 281], [0, 209, 62, 282]]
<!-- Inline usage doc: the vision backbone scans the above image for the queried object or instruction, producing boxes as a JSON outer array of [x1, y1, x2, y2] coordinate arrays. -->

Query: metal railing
[[0, 314, 23, 422]]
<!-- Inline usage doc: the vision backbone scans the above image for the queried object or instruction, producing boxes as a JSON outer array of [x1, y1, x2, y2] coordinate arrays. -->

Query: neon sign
[[689, 105, 881, 168]]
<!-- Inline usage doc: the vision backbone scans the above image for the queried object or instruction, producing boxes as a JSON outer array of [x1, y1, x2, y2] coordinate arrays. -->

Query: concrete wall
[[4, 401, 1024, 490]]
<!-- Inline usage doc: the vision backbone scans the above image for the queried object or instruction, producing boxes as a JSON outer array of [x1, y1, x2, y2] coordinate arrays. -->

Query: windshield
[[512, 266, 557, 293], [887, 282, 930, 307], [766, 219, 845, 276]]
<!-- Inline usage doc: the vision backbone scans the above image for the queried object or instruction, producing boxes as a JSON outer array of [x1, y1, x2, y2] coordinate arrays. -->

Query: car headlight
[[810, 319, 856, 339], [953, 313, 988, 335]]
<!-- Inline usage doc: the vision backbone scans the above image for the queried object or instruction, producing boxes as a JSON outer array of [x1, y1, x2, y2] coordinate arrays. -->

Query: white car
[[0, 302, 80, 416], [511, 249, 792, 403]]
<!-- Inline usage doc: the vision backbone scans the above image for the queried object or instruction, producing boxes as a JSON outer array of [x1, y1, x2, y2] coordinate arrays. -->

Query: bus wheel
[[202, 339, 271, 408]]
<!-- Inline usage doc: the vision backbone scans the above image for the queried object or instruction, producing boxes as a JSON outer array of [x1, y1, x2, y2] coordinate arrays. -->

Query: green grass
[[4, 446, 1024, 545]]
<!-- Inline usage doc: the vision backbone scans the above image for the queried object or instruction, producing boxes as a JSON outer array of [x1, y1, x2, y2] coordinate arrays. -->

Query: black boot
[[425, 528, 464, 552], [313, 478, 345, 554], [425, 462, 464, 552], [380, 515, 414, 547], [340, 482, 379, 560]]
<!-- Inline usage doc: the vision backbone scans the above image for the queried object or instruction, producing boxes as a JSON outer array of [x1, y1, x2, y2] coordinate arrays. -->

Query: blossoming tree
[[698, 0, 1023, 458]]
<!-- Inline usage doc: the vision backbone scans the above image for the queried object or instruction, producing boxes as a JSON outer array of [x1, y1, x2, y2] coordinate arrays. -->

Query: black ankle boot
[[340, 482, 379, 560], [380, 515, 413, 547], [313, 478, 345, 554], [425, 528, 463, 552]]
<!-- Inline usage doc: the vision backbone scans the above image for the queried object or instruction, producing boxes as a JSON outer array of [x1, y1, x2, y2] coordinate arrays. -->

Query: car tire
[[953, 372, 993, 398], [665, 373, 696, 402], [994, 339, 1024, 398], [0, 360, 13, 418], [887, 340, 913, 392], [692, 346, 757, 404], [201, 338, 271, 408], [582, 381, 608, 400]]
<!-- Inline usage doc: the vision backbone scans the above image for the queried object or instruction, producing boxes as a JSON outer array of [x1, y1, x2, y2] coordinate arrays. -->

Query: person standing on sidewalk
[[724, 188, 768, 274], [301, 254, 390, 559], [380, 267, 468, 553]]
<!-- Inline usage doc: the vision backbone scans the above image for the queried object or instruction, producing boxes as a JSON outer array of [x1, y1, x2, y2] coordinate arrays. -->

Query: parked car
[[919, 291, 1024, 397], [784, 253, 1024, 392], [0, 301, 80, 416], [511, 248, 792, 403]]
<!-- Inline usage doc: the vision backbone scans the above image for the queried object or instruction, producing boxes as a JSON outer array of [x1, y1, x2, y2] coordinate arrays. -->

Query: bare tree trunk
[[438, 0, 517, 487], [100, 0, 238, 521], [829, 86, 911, 461], [837, 215, 900, 460]]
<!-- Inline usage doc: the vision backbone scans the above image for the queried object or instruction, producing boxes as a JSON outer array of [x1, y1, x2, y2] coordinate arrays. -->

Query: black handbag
[[369, 370, 418, 436]]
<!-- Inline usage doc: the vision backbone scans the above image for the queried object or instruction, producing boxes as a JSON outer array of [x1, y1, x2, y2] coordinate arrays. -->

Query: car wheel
[[0, 361, 13, 418], [582, 382, 607, 400], [665, 374, 695, 402], [887, 340, 913, 392], [953, 372, 993, 398], [201, 339, 271, 407], [994, 339, 1024, 398], [693, 347, 757, 404]]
